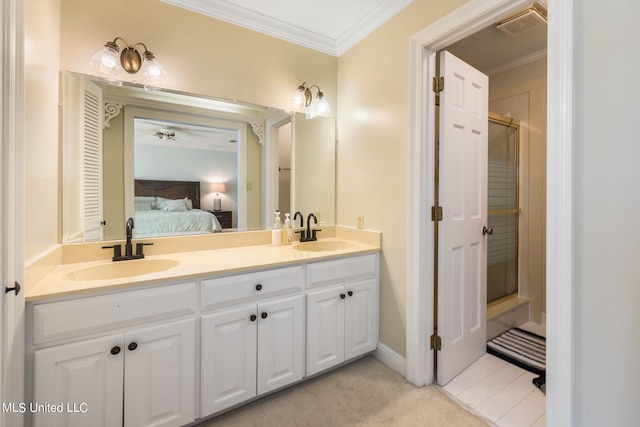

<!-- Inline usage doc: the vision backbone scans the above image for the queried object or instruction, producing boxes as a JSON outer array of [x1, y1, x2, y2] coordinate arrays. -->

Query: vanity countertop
[[26, 237, 380, 302]]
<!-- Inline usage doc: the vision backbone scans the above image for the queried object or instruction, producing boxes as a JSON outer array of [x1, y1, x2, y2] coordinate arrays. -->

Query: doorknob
[[482, 226, 493, 236]]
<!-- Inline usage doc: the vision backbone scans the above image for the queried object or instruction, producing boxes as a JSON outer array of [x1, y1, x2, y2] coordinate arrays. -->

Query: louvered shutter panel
[[82, 81, 104, 241]]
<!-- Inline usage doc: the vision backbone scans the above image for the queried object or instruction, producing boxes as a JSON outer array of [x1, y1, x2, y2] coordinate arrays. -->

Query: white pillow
[[134, 196, 156, 211], [158, 198, 188, 211], [183, 197, 193, 210]]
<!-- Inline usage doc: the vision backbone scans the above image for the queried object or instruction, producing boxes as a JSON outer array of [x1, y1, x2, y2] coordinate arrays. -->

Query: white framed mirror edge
[[122, 106, 250, 229], [264, 111, 293, 226]]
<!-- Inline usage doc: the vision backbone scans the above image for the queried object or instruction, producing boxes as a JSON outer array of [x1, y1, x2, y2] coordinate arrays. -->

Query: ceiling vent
[[496, 2, 547, 36]]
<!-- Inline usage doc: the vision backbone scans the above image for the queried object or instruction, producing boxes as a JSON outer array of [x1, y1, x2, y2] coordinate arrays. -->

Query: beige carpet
[[196, 356, 488, 426]]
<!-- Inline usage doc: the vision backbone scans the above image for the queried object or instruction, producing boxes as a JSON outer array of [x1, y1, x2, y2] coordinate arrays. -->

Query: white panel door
[[124, 318, 196, 427], [437, 50, 488, 386], [201, 305, 257, 417], [344, 278, 378, 360], [306, 284, 345, 376], [257, 295, 304, 395], [33, 334, 124, 427]]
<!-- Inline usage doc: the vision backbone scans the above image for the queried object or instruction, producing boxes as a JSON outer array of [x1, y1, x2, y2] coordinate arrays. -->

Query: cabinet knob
[[340, 293, 346, 299], [250, 314, 257, 321], [128, 342, 138, 351], [348, 291, 353, 297], [261, 312, 268, 319], [255, 284, 263, 291], [110, 346, 121, 355]]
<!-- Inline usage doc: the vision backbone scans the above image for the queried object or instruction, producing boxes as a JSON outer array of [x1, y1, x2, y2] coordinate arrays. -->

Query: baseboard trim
[[373, 343, 406, 377]]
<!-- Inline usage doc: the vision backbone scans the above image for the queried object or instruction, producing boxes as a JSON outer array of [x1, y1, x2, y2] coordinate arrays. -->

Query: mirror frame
[[122, 106, 249, 230]]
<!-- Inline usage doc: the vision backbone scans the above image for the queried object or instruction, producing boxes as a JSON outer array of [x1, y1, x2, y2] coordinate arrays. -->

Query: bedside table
[[209, 210, 232, 229]]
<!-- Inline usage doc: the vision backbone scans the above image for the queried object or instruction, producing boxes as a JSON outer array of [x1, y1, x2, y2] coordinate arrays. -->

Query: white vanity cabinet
[[200, 266, 305, 418], [27, 249, 380, 425], [29, 282, 197, 427], [306, 254, 379, 376]]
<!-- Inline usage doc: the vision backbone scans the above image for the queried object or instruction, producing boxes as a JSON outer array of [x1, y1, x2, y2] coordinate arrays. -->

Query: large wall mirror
[[61, 71, 335, 242]]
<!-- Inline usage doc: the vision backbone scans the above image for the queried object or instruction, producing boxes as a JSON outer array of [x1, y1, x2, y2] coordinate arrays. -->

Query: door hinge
[[431, 206, 443, 221], [430, 334, 442, 351], [432, 76, 444, 93]]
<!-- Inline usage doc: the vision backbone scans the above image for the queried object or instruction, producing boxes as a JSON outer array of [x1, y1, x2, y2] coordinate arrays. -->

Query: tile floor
[[441, 322, 547, 427]]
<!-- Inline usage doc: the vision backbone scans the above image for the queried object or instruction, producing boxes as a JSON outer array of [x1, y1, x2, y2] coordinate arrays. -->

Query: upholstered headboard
[[134, 179, 202, 209]]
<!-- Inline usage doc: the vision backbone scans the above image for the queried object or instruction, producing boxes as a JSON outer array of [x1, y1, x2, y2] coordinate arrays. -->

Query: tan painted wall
[[336, 0, 470, 357], [59, 0, 337, 112], [25, 0, 61, 263]]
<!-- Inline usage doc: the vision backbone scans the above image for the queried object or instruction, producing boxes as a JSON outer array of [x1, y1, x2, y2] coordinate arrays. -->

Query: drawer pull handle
[[128, 342, 138, 351], [348, 291, 353, 297], [261, 312, 268, 319], [250, 314, 257, 321], [110, 346, 121, 355], [256, 284, 263, 291], [340, 293, 346, 299]]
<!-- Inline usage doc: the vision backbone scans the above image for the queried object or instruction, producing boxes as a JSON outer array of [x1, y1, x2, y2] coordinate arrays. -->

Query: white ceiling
[[446, 17, 547, 75], [160, 1, 546, 71], [135, 118, 238, 152], [161, 0, 415, 56]]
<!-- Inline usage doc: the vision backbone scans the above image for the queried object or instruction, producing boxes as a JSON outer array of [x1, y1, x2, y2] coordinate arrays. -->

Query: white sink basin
[[293, 240, 354, 252], [65, 259, 180, 282]]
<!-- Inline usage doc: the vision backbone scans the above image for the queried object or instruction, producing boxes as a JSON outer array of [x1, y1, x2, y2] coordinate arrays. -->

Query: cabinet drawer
[[201, 265, 304, 311], [307, 254, 378, 289], [32, 282, 197, 344]]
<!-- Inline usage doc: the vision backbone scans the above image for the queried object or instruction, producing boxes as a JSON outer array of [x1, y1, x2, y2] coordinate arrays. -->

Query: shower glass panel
[[487, 113, 519, 304]]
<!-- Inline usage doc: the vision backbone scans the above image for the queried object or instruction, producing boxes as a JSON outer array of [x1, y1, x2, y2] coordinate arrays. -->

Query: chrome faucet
[[102, 217, 152, 261]]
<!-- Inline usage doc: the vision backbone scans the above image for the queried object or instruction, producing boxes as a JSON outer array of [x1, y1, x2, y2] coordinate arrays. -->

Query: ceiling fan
[[153, 127, 176, 140]]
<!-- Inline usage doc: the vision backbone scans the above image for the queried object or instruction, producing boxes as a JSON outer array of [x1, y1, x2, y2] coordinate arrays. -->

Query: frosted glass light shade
[[314, 94, 330, 115], [90, 43, 121, 76], [289, 86, 308, 109], [141, 55, 168, 87]]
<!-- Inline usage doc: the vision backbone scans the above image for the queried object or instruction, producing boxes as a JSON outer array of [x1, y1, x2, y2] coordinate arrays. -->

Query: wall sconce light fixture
[[210, 182, 226, 211], [289, 82, 330, 119], [90, 37, 168, 87]]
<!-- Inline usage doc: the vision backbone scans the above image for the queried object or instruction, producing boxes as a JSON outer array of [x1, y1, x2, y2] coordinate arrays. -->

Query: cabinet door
[[344, 278, 378, 360], [306, 285, 345, 376], [257, 295, 304, 395], [33, 334, 123, 427], [201, 304, 257, 417], [124, 318, 196, 427]]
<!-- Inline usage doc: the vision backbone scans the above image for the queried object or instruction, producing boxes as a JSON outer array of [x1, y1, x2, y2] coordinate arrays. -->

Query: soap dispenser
[[283, 213, 292, 244], [272, 211, 282, 246]]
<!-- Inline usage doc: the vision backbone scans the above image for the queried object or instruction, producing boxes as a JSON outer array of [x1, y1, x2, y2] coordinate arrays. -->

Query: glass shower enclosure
[[487, 112, 520, 304]]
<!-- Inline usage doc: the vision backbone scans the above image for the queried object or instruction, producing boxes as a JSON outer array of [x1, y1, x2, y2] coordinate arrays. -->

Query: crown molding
[[336, 0, 414, 56], [161, 0, 413, 57], [485, 48, 547, 75]]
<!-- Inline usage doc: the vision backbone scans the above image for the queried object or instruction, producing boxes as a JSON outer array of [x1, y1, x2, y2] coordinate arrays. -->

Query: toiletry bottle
[[272, 211, 282, 246], [283, 213, 292, 244]]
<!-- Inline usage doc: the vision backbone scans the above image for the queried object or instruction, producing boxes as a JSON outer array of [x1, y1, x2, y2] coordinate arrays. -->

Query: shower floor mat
[[487, 328, 546, 376]]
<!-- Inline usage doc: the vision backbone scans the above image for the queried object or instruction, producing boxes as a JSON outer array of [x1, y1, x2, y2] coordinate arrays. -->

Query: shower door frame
[[487, 112, 521, 306]]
